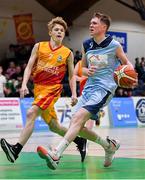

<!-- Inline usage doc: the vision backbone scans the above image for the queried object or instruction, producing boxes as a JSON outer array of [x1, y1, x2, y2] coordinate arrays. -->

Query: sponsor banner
[[13, 14, 35, 44], [133, 97, 145, 127], [55, 98, 72, 128], [109, 98, 137, 127], [20, 98, 73, 131], [0, 98, 23, 130], [0, 97, 111, 132], [20, 98, 48, 131], [107, 31, 127, 52], [99, 106, 110, 127], [56, 98, 110, 128]]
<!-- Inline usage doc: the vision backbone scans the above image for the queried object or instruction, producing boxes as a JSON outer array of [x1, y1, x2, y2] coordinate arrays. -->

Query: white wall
[[64, 0, 145, 64], [0, 0, 145, 65]]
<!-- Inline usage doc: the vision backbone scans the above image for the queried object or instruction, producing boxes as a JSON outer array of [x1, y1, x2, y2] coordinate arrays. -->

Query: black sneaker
[[76, 138, 87, 162], [0, 138, 18, 163]]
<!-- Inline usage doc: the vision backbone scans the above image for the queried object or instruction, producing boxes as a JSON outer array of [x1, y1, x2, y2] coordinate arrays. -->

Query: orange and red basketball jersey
[[32, 41, 71, 85]]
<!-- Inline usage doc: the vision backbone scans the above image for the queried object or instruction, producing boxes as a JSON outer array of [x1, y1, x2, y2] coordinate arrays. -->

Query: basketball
[[114, 65, 138, 88]]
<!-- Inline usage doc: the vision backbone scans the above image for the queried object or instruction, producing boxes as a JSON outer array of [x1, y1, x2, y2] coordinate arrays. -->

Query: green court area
[[0, 152, 145, 179]]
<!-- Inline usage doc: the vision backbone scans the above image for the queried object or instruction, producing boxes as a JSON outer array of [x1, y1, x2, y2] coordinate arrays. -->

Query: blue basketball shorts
[[72, 86, 113, 120]]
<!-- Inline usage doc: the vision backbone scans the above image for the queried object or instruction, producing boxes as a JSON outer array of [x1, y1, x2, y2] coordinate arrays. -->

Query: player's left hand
[[131, 80, 138, 89], [71, 96, 78, 106]]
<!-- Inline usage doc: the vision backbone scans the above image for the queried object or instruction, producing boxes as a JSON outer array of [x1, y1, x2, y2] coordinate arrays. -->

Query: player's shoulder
[[110, 37, 121, 47], [83, 38, 93, 46], [34, 41, 48, 48], [61, 45, 72, 54], [38, 41, 48, 46], [83, 38, 93, 52], [112, 38, 120, 45], [62, 44, 71, 50]]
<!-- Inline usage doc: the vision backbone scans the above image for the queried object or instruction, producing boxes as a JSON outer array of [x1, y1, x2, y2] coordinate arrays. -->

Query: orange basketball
[[114, 65, 138, 88]]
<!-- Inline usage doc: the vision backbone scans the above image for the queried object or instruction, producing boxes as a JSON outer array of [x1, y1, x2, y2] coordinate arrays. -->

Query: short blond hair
[[47, 17, 68, 32]]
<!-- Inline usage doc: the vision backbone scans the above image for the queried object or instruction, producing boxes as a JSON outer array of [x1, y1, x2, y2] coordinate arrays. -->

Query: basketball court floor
[[0, 127, 145, 179]]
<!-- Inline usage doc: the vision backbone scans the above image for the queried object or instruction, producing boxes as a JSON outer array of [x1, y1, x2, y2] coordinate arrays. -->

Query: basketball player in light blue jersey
[[37, 12, 135, 170]]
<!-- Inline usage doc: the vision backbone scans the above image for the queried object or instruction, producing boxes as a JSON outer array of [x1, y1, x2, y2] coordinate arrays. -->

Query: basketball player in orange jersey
[[0, 17, 87, 163]]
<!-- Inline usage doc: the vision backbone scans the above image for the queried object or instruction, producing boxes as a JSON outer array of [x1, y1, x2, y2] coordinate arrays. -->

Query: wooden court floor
[[0, 127, 145, 179]]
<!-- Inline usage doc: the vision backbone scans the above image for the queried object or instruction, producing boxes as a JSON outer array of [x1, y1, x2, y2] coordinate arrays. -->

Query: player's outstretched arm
[[20, 43, 39, 98]]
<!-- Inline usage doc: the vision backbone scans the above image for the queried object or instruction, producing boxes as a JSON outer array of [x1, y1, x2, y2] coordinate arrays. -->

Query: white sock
[[54, 138, 69, 158], [95, 135, 109, 149]]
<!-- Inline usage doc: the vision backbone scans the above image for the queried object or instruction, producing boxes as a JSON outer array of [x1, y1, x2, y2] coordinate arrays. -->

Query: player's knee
[[26, 109, 37, 121], [71, 111, 89, 129], [71, 114, 82, 127]]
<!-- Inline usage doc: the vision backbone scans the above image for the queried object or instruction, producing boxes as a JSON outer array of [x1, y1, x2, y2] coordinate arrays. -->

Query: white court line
[[0, 127, 145, 159]]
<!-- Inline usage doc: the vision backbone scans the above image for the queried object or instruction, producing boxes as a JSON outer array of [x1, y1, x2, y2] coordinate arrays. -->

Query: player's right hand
[[20, 85, 29, 98], [87, 65, 97, 76], [71, 96, 78, 106]]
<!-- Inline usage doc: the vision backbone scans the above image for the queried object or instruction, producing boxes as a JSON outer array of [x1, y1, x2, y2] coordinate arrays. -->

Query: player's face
[[49, 24, 65, 43], [89, 17, 106, 37]]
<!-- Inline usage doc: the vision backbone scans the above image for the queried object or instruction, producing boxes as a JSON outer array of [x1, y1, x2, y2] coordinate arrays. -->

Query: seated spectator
[[141, 57, 145, 64], [134, 57, 140, 72], [115, 87, 132, 97], [6, 61, 16, 78], [6, 84, 21, 97], [13, 75, 23, 89], [132, 80, 145, 96], [4, 79, 16, 97], [11, 65, 23, 80], [140, 61, 145, 82]]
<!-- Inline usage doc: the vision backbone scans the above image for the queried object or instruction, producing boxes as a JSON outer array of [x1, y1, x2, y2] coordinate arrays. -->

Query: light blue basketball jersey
[[73, 35, 122, 120], [83, 35, 121, 95]]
